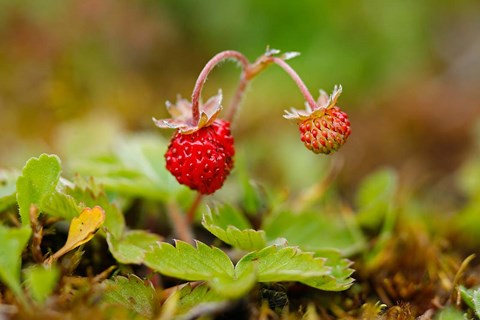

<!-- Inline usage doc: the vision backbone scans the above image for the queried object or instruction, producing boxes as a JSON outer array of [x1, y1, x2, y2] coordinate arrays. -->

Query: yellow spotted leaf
[[48, 206, 105, 263]]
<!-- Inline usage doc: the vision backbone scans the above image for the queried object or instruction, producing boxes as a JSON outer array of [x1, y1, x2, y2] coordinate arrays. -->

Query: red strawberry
[[154, 92, 236, 194], [165, 119, 234, 194], [284, 85, 351, 154]]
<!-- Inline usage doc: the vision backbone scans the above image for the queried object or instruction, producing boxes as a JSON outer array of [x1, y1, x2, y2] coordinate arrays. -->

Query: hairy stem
[[225, 72, 248, 122], [191, 50, 250, 124], [186, 193, 204, 224], [270, 57, 317, 110], [166, 201, 194, 244]]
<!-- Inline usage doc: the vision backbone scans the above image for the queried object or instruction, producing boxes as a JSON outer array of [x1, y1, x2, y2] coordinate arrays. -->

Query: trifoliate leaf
[[16, 154, 62, 225], [0, 225, 31, 301], [66, 176, 125, 238], [202, 206, 266, 251], [106, 230, 162, 264], [24, 264, 60, 304], [209, 262, 257, 298], [263, 210, 366, 256], [144, 240, 234, 281], [101, 275, 157, 320], [167, 283, 228, 319], [355, 168, 397, 229], [48, 206, 105, 262], [0, 169, 19, 212], [145, 240, 353, 299]]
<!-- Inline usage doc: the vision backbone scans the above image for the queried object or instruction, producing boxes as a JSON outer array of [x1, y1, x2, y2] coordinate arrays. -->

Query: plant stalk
[[191, 50, 250, 124]]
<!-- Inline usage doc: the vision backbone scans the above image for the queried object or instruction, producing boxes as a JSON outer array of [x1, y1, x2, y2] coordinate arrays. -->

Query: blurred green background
[[1, 0, 479, 193]]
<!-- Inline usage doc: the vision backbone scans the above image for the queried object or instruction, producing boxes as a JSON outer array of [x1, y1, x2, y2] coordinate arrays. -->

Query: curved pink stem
[[191, 50, 250, 124], [271, 57, 317, 110]]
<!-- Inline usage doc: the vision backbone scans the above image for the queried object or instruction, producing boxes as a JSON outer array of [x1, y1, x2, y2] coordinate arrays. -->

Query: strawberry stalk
[[269, 57, 317, 111], [191, 50, 250, 125]]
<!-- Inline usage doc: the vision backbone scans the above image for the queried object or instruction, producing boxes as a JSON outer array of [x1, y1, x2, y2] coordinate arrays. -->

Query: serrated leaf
[[24, 265, 59, 304], [460, 286, 480, 317], [144, 240, 234, 281], [16, 154, 62, 225], [48, 206, 105, 262], [106, 230, 162, 264], [0, 225, 31, 301], [202, 207, 266, 251], [40, 191, 83, 220], [302, 253, 355, 291], [0, 169, 19, 212], [209, 262, 257, 298], [167, 283, 227, 318], [203, 204, 251, 230], [236, 245, 329, 283], [263, 210, 366, 256], [145, 241, 352, 299], [355, 168, 397, 229], [102, 275, 157, 319], [234, 245, 353, 291], [66, 176, 125, 238]]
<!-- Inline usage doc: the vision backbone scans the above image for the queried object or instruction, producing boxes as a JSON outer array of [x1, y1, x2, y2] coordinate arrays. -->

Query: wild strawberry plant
[[0, 49, 479, 319]]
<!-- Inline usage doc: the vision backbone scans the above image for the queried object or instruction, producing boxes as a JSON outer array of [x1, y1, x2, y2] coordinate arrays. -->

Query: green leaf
[[24, 265, 59, 304], [16, 154, 62, 225], [40, 191, 83, 220], [302, 253, 355, 291], [167, 283, 227, 318], [459, 286, 480, 318], [145, 241, 353, 299], [0, 225, 31, 302], [236, 154, 267, 215], [236, 245, 328, 282], [355, 168, 397, 229], [202, 206, 267, 251], [457, 159, 480, 198], [235, 245, 353, 291], [144, 240, 234, 281], [66, 176, 125, 238], [263, 210, 366, 256], [209, 263, 256, 298], [101, 275, 157, 319], [106, 230, 162, 264], [73, 134, 185, 201], [145, 240, 256, 299], [203, 204, 251, 230], [434, 307, 465, 320], [0, 169, 19, 212]]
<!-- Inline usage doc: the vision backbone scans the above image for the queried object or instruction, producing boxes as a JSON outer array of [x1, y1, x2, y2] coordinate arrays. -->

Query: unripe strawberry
[[299, 106, 351, 154], [153, 91, 235, 194], [284, 85, 351, 154], [165, 120, 234, 194]]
